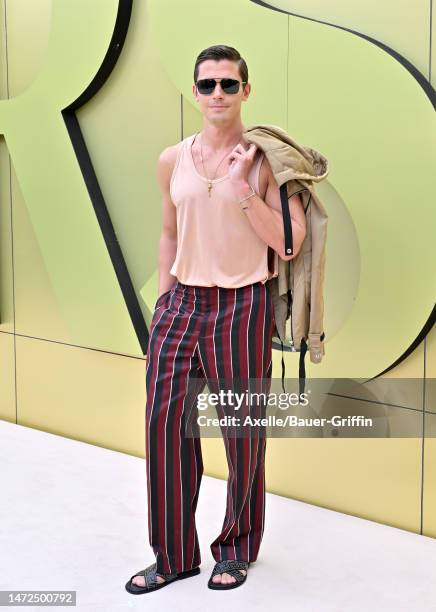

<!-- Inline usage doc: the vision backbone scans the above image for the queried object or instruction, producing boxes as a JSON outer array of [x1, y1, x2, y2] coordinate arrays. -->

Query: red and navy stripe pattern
[[145, 280, 275, 574]]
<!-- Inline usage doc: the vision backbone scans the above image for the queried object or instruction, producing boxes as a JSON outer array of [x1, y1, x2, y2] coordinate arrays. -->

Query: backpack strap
[[278, 288, 294, 394], [280, 338, 286, 394], [279, 183, 293, 256], [279, 336, 308, 400], [299, 338, 308, 398], [278, 184, 312, 398]]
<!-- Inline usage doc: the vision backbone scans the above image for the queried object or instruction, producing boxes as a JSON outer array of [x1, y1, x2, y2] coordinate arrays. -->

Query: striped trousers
[[145, 280, 275, 574]]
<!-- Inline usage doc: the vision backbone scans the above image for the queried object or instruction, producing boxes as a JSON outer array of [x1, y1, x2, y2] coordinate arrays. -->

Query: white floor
[[0, 420, 435, 612]]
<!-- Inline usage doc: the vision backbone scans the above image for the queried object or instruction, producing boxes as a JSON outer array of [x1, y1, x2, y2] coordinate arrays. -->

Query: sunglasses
[[195, 78, 247, 95]]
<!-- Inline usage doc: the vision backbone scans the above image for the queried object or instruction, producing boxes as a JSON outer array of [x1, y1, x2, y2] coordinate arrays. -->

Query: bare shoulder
[[158, 141, 183, 171], [159, 141, 182, 164], [156, 141, 183, 192]]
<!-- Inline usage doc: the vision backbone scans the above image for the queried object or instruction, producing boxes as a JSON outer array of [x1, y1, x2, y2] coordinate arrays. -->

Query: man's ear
[[242, 82, 251, 100]]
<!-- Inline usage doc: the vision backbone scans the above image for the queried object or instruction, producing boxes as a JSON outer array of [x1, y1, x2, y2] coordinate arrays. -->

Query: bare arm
[[155, 144, 180, 296], [233, 157, 307, 261]]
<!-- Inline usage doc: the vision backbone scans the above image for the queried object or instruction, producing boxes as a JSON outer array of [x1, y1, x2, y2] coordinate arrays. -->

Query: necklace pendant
[[208, 182, 213, 197]]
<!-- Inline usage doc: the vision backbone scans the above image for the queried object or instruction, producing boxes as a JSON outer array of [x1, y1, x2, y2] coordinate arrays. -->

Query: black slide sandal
[[208, 559, 250, 590], [125, 562, 200, 595]]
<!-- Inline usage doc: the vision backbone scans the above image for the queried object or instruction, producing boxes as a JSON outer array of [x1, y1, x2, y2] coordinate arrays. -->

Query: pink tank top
[[169, 132, 279, 288]]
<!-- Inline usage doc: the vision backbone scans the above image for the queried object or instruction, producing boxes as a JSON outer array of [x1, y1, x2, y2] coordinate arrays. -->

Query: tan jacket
[[242, 124, 329, 389]]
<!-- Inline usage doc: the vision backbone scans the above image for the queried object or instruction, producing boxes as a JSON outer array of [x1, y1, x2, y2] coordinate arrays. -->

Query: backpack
[[242, 124, 329, 397]]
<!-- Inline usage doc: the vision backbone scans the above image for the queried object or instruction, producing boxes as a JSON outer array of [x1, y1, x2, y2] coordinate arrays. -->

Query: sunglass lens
[[221, 79, 240, 94], [197, 79, 216, 94]]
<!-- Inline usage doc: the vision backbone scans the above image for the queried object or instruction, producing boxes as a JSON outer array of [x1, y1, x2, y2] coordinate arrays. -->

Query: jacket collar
[[242, 123, 329, 185]]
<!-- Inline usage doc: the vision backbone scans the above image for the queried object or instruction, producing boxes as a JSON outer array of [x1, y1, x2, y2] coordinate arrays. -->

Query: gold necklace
[[198, 132, 242, 197]]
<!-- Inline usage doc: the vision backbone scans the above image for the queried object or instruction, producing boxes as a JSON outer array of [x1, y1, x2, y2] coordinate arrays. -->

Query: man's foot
[[211, 568, 247, 585], [132, 573, 165, 587], [126, 563, 201, 594]]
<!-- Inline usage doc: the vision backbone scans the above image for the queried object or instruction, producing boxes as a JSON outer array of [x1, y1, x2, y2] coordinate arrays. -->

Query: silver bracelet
[[239, 185, 256, 209]]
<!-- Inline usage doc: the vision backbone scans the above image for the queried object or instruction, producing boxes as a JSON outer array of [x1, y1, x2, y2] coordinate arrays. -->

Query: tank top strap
[[170, 138, 187, 202], [253, 149, 265, 195]]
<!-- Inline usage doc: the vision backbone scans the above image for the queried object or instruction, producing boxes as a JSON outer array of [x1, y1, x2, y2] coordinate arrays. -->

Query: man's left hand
[[227, 143, 257, 186]]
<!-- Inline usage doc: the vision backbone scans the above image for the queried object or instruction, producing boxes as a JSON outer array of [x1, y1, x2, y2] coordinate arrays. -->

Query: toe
[[211, 568, 247, 585]]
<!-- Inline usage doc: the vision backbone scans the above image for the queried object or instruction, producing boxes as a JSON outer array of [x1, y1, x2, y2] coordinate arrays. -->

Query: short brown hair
[[193, 45, 248, 86]]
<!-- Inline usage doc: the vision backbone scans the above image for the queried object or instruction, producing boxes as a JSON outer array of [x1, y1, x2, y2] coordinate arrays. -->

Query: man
[[126, 44, 306, 594]]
